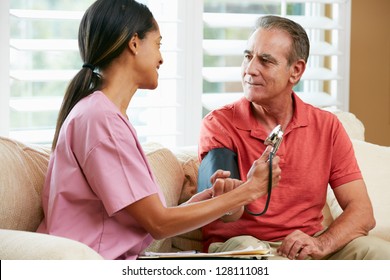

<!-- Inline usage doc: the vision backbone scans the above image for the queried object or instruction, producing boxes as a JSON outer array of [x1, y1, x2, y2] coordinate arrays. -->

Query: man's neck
[[251, 93, 294, 133]]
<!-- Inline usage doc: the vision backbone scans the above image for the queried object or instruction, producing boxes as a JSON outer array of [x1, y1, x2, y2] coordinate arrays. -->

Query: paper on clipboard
[[141, 245, 271, 259]]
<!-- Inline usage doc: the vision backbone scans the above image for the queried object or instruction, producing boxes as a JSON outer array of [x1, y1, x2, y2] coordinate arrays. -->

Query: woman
[[37, 0, 281, 260]]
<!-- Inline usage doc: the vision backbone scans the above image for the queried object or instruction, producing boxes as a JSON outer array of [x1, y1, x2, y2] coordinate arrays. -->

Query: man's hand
[[277, 230, 327, 260], [210, 170, 243, 197], [184, 169, 243, 204]]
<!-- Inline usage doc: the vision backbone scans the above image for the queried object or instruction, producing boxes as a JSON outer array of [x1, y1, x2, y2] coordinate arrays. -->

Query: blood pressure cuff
[[197, 148, 240, 193]]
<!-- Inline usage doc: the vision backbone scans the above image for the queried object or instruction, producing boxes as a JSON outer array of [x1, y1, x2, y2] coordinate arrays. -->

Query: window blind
[[4, 0, 199, 148], [202, 0, 351, 113], [1, 0, 350, 148], [7, 3, 88, 144]]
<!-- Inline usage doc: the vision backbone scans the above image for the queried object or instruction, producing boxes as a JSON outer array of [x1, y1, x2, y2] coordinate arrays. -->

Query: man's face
[[241, 28, 295, 104]]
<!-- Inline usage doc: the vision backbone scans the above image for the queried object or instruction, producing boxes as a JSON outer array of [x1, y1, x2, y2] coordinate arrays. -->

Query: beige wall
[[350, 0, 390, 146]]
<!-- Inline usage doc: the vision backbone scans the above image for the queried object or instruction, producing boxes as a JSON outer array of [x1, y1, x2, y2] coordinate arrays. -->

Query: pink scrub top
[[37, 91, 166, 259]]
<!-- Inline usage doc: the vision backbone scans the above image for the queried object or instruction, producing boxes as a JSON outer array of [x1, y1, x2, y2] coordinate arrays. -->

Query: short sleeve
[[329, 116, 363, 188], [80, 115, 159, 217], [198, 112, 235, 160]]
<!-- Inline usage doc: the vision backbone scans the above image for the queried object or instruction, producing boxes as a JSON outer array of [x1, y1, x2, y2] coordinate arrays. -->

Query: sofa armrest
[[0, 229, 104, 260]]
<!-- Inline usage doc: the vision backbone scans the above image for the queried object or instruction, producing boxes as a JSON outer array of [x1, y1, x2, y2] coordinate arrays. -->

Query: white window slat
[[204, 39, 341, 56], [203, 13, 258, 28], [295, 91, 339, 107], [202, 93, 243, 111], [204, 13, 339, 30], [288, 15, 340, 29], [203, 40, 246, 56], [10, 129, 55, 144], [9, 96, 179, 112], [10, 8, 182, 25], [10, 38, 180, 56], [10, 70, 77, 81], [10, 9, 84, 20], [311, 41, 341, 56], [203, 66, 341, 83], [302, 67, 342, 80], [10, 39, 78, 51], [9, 97, 62, 112], [10, 70, 180, 82]]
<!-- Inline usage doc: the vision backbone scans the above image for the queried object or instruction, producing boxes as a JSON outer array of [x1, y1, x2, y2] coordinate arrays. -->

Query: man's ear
[[289, 59, 306, 84], [128, 33, 139, 55]]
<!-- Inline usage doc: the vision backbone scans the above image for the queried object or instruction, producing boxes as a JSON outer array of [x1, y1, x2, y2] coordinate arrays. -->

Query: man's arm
[[315, 179, 375, 254], [278, 179, 375, 259], [197, 148, 243, 222], [197, 148, 241, 192]]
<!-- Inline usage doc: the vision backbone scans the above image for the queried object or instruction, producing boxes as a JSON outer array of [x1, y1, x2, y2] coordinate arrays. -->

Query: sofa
[[1, 110, 389, 259]]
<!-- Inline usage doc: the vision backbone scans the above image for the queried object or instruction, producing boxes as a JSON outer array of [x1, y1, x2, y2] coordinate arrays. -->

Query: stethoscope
[[244, 124, 283, 216]]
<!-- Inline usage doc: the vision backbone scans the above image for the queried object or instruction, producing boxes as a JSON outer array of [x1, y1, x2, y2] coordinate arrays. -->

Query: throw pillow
[[174, 148, 200, 204]]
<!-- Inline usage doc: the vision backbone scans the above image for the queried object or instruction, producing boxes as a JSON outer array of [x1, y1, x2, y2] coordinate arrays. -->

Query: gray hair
[[255, 15, 310, 65]]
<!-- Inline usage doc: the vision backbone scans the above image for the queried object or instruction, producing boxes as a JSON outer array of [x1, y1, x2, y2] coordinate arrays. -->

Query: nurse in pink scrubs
[[37, 0, 281, 260]]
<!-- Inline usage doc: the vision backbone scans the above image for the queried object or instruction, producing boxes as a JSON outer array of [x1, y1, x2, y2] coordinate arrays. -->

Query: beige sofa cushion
[[143, 142, 184, 207], [327, 139, 390, 242], [0, 137, 50, 231], [0, 229, 103, 260], [142, 143, 185, 253]]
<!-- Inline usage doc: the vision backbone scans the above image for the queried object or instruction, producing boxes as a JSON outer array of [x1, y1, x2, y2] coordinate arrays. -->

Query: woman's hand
[[246, 146, 281, 199]]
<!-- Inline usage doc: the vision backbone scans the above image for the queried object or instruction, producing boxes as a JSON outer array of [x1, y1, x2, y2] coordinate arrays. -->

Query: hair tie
[[82, 63, 95, 71]]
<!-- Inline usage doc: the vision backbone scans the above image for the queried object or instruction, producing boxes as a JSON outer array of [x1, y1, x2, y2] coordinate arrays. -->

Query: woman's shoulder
[[70, 91, 120, 122], [64, 91, 130, 140]]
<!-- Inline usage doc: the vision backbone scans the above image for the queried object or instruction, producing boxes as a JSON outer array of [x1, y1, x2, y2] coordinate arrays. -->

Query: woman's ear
[[289, 59, 306, 84], [128, 33, 139, 56]]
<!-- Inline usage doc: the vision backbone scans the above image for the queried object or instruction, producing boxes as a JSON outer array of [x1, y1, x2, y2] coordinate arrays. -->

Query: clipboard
[[139, 246, 272, 259]]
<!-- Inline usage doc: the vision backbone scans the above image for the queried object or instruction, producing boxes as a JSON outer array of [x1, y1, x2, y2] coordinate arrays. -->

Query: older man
[[197, 15, 390, 260]]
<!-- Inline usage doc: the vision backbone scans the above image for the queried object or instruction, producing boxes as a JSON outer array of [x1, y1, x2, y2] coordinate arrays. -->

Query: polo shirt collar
[[233, 92, 309, 139]]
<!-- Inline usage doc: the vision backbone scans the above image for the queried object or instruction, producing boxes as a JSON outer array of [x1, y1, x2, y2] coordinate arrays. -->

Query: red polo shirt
[[198, 93, 362, 250]]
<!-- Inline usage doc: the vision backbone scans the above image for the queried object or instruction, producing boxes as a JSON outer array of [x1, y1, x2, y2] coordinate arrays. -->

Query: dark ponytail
[[52, 0, 156, 150]]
